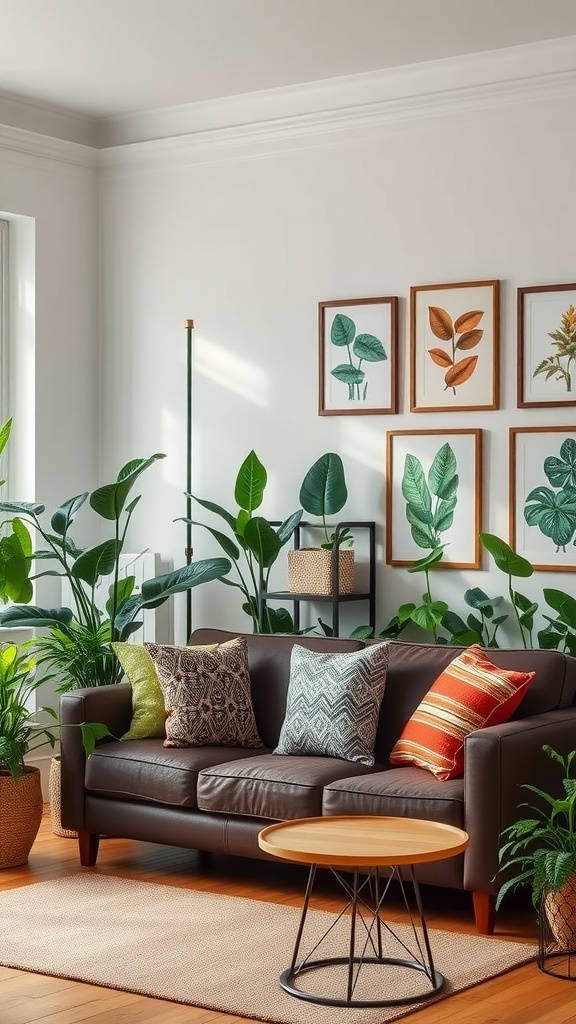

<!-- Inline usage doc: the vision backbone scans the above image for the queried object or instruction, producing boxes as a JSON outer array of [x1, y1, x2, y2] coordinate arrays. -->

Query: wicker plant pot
[[0, 767, 43, 868], [49, 755, 77, 839], [287, 548, 355, 596], [544, 876, 576, 950]]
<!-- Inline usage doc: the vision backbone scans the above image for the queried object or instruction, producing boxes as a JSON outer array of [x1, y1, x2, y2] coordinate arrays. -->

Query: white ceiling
[[1, 0, 576, 121]]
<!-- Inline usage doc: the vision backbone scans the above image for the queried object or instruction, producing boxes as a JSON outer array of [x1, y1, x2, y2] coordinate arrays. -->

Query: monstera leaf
[[524, 485, 576, 549], [544, 439, 576, 489]]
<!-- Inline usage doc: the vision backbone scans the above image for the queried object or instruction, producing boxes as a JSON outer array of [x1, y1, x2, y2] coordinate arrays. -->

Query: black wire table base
[[279, 863, 445, 1008]]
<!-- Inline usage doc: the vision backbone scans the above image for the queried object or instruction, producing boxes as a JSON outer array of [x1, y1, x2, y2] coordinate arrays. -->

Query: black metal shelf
[[259, 520, 376, 637]]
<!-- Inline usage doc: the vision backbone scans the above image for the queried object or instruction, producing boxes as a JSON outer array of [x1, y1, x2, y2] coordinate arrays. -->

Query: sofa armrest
[[59, 684, 132, 831], [463, 708, 576, 895]]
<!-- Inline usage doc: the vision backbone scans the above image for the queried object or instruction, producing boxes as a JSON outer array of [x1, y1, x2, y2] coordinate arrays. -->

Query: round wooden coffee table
[[258, 815, 469, 1008]]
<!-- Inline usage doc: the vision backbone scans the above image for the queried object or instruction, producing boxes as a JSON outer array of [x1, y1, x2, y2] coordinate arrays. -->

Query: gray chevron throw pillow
[[274, 642, 388, 766]]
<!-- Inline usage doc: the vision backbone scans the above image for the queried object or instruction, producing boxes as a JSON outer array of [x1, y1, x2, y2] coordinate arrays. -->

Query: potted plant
[[288, 452, 354, 596], [0, 452, 231, 835], [496, 744, 576, 950], [0, 641, 108, 867]]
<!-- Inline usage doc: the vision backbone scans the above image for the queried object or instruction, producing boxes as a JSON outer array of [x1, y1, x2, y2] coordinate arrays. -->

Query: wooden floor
[[1, 809, 575, 1024]]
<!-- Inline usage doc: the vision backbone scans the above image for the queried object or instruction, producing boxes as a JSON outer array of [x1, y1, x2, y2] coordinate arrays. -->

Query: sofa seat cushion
[[197, 753, 376, 821], [85, 740, 270, 809], [323, 766, 464, 828]]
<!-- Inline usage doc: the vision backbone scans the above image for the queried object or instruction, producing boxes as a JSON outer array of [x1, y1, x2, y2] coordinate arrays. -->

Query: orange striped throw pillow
[[389, 645, 534, 780]]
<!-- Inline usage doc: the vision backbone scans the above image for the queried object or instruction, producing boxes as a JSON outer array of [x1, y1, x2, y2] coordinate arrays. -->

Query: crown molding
[[0, 123, 97, 170], [98, 35, 576, 150], [0, 90, 99, 147]]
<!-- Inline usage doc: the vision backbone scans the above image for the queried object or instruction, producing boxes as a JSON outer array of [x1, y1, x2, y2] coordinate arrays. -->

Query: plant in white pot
[[289, 452, 354, 596], [496, 744, 576, 953], [0, 641, 108, 867]]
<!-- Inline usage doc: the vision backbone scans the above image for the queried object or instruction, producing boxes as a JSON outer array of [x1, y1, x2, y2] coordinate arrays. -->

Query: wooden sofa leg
[[473, 891, 495, 934], [78, 830, 100, 867]]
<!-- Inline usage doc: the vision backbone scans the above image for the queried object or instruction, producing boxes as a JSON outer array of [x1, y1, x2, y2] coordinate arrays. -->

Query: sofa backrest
[[373, 640, 576, 764], [189, 629, 576, 761], [188, 627, 365, 749]]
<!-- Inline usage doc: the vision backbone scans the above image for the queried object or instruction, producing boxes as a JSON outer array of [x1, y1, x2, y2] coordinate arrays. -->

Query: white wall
[[97, 46, 576, 647]]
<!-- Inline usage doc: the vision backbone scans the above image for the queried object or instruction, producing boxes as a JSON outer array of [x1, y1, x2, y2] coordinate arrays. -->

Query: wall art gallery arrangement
[[318, 279, 576, 573]]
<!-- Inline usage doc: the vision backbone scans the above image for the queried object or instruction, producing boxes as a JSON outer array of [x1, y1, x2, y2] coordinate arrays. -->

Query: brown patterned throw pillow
[[144, 637, 263, 749]]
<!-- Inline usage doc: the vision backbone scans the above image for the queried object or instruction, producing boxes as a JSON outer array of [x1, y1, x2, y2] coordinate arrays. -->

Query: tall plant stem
[[508, 577, 528, 649]]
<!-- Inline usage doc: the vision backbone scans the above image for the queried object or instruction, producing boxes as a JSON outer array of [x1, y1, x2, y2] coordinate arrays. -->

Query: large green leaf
[[402, 455, 432, 522], [480, 533, 533, 577], [188, 520, 240, 561], [330, 313, 355, 347], [544, 438, 576, 489], [277, 509, 303, 545], [0, 605, 74, 628], [543, 588, 576, 629], [0, 417, 12, 457], [139, 558, 231, 609], [406, 546, 445, 572], [352, 334, 387, 362], [106, 575, 135, 619], [51, 493, 89, 536], [299, 453, 347, 518], [428, 443, 458, 500], [234, 450, 266, 513], [0, 500, 44, 518], [524, 486, 576, 547], [89, 454, 165, 520], [71, 539, 120, 586], [243, 517, 282, 568], [183, 496, 237, 533], [331, 364, 365, 385]]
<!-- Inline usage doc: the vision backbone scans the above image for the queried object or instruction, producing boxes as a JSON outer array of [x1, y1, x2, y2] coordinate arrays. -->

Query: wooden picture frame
[[386, 428, 483, 568], [517, 283, 576, 408], [410, 280, 499, 412], [510, 425, 576, 571], [319, 296, 398, 416]]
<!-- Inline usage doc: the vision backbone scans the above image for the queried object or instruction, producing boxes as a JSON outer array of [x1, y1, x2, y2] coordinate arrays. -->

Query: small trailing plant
[[533, 304, 576, 393], [299, 452, 352, 551], [524, 438, 576, 552], [184, 450, 302, 634], [427, 305, 485, 396], [329, 313, 387, 402], [496, 745, 576, 910]]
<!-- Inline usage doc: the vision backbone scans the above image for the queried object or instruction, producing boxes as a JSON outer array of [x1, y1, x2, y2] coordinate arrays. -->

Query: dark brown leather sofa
[[59, 628, 576, 934]]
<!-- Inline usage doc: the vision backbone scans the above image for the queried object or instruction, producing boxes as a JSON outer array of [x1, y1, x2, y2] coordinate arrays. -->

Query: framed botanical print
[[386, 428, 483, 568], [319, 296, 398, 415], [510, 425, 576, 570], [410, 280, 500, 412], [517, 283, 576, 408]]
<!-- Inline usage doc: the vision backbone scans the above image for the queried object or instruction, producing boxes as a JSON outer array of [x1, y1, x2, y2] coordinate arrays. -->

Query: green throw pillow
[[114, 642, 219, 741], [114, 643, 166, 740]]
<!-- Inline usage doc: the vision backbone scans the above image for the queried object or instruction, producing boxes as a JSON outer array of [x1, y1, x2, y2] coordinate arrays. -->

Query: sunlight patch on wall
[[339, 420, 387, 473], [195, 334, 269, 408]]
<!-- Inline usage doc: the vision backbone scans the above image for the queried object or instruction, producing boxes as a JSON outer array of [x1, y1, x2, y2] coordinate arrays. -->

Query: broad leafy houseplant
[[497, 745, 576, 945], [0, 453, 231, 689]]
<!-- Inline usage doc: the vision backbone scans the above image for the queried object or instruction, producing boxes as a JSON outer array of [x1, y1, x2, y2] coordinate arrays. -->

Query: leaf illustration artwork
[[330, 313, 387, 401], [427, 306, 484, 395], [533, 304, 576, 393], [401, 442, 459, 552], [524, 438, 576, 551]]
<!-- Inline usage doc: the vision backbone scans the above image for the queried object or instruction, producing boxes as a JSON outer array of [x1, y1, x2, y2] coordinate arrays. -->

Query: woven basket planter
[[543, 876, 576, 950], [287, 548, 355, 596], [49, 755, 78, 839], [0, 767, 43, 868]]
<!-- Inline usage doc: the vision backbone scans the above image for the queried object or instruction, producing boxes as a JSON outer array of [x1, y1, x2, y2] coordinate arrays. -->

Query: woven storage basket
[[49, 755, 78, 839], [0, 767, 43, 868], [544, 876, 576, 949], [287, 548, 355, 595]]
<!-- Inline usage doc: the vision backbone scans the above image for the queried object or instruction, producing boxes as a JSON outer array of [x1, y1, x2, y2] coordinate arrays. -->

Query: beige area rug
[[0, 874, 536, 1024]]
